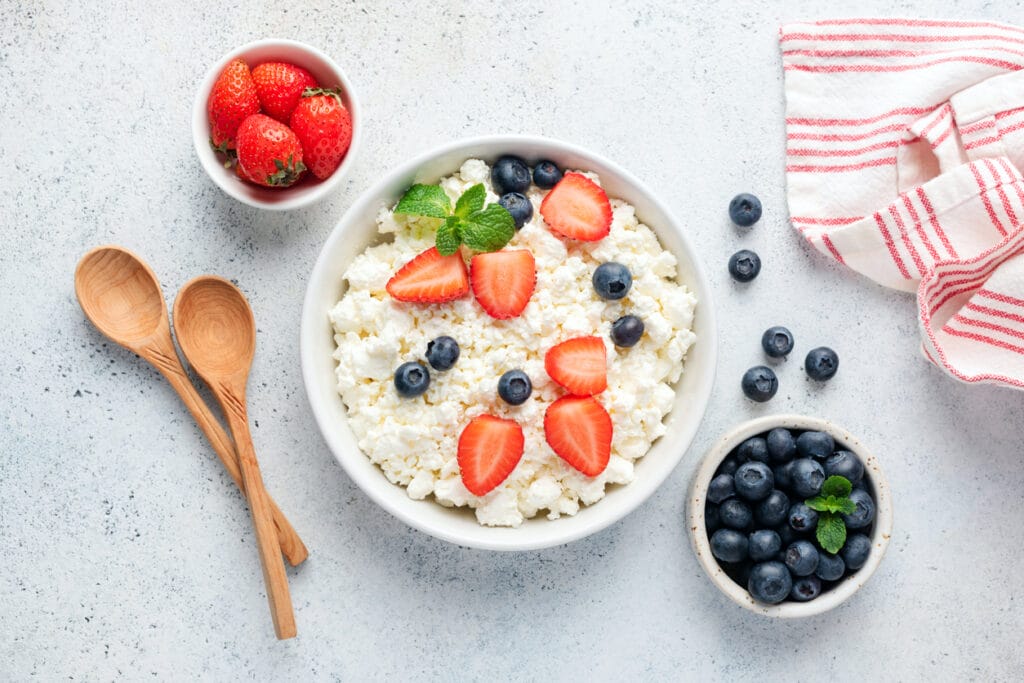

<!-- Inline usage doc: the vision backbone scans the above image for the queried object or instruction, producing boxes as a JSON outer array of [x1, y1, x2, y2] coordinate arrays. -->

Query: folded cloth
[[780, 18, 1024, 389]]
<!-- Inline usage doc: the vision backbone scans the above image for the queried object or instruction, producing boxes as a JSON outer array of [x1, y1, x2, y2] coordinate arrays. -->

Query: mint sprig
[[806, 475, 854, 554], [394, 183, 515, 256]]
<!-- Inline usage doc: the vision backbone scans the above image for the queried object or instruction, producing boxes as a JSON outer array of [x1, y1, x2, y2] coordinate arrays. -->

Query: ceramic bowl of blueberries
[[687, 415, 893, 617]]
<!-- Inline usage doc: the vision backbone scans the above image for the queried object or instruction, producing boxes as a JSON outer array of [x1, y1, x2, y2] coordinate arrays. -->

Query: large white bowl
[[301, 135, 717, 550]]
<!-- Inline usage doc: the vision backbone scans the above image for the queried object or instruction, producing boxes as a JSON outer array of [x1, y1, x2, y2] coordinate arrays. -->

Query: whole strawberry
[[251, 62, 318, 123], [235, 114, 306, 187], [289, 88, 353, 180], [208, 58, 260, 151]]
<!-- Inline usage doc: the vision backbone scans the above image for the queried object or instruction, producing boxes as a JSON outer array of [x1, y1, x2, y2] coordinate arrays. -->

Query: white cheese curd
[[330, 159, 697, 527]]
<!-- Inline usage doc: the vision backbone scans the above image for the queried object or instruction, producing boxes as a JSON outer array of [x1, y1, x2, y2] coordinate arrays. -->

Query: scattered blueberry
[[841, 533, 872, 571], [497, 369, 532, 406], [790, 458, 826, 498], [425, 336, 460, 371], [788, 502, 819, 534], [761, 326, 794, 358], [532, 160, 563, 189], [748, 561, 792, 604], [491, 155, 531, 194], [592, 262, 633, 300], [815, 551, 846, 581], [789, 575, 822, 602], [772, 461, 794, 490], [805, 346, 839, 381], [719, 499, 753, 530], [717, 456, 740, 476], [729, 193, 763, 227], [824, 450, 864, 484], [498, 192, 533, 229], [766, 428, 796, 463], [748, 530, 782, 562], [610, 315, 645, 347], [734, 461, 774, 501], [842, 489, 876, 529], [394, 361, 430, 397], [728, 249, 762, 282], [754, 490, 790, 527], [796, 431, 834, 459], [710, 529, 749, 563], [741, 365, 778, 402], [736, 437, 770, 463], [707, 473, 735, 504], [784, 540, 820, 576]]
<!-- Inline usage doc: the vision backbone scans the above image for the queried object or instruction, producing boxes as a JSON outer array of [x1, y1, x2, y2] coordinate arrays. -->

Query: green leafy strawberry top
[[395, 183, 515, 255]]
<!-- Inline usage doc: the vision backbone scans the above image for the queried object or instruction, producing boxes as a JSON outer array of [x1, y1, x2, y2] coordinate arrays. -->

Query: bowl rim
[[687, 414, 894, 617], [190, 37, 362, 211], [301, 134, 718, 550]]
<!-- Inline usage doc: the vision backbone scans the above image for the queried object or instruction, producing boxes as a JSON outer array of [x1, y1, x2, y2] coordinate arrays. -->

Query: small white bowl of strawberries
[[192, 39, 361, 210]]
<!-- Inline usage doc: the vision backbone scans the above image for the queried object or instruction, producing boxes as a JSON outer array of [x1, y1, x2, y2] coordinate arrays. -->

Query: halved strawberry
[[544, 396, 612, 477], [544, 336, 607, 396], [386, 247, 469, 303], [470, 249, 536, 319], [539, 172, 612, 241], [457, 415, 525, 496]]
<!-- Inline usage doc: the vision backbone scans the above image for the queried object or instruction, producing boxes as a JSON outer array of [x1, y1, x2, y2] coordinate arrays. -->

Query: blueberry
[[710, 528, 748, 563], [734, 461, 774, 501], [747, 561, 792, 604], [724, 560, 754, 587], [790, 458, 826, 498], [741, 366, 778, 402], [707, 473, 735, 504], [491, 155, 531, 194], [796, 431, 834, 459], [789, 575, 822, 602], [785, 540, 820, 576], [755, 490, 790, 527], [498, 192, 533, 229], [772, 461, 794, 490], [532, 160, 563, 189], [805, 346, 839, 381], [815, 551, 846, 581], [728, 249, 761, 282], [761, 326, 794, 358], [824, 450, 864, 485], [736, 437, 770, 463], [394, 361, 430, 397], [719, 499, 753, 530], [775, 523, 797, 548], [729, 193, 763, 227], [497, 369, 532, 406], [610, 315, 644, 347], [748, 530, 782, 562], [425, 335, 460, 371], [705, 503, 721, 534], [766, 428, 796, 463], [842, 489, 876, 529], [592, 262, 632, 300], [717, 456, 740, 476], [788, 502, 819, 534], [841, 533, 872, 571]]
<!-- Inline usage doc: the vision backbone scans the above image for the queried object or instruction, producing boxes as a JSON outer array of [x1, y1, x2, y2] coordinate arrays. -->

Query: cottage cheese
[[330, 159, 697, 527]]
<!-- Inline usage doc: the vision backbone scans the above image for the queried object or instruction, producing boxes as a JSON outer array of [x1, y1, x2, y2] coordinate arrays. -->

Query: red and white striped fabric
[[781, 18, 1024, 389]]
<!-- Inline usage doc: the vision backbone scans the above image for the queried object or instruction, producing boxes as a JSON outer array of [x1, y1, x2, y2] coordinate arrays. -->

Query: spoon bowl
[[75, 246, 168, 346], [174, 277, 256, 378]]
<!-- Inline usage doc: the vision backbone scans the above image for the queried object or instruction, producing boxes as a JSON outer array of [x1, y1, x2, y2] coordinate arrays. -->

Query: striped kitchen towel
[[780, 18, 1024, 389]]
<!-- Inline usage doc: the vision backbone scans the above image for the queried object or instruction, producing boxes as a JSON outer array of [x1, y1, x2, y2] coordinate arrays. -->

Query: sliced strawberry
[[457, 415, 525, 496], [386, 247, 469, 303], [544, 396, 612, 477], [539, 172, 612, 241], [470, 249, 536, 319], [544, 336, 607, 396]]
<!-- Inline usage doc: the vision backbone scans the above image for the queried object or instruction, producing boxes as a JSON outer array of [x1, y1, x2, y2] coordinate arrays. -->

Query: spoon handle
[[218, 384, 297, 640], [144, 344, 308, 566]]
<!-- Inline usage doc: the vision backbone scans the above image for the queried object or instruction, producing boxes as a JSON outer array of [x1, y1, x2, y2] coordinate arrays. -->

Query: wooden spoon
[[172, 275, 296, 640], [74, 246, 308, 567]]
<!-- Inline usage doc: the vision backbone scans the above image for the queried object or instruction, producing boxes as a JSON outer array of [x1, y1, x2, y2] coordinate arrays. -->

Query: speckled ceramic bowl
[[687, 415, 893, 617], [191, 38, 361, 210]]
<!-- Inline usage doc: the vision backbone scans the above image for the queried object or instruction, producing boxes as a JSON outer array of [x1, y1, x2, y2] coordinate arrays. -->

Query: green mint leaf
[[838, 498, 857, 515], [821, 475, 852, 499], [461, 203, 515, 252], [454, 183, 486, 220], [816, 512, 847, 554], [804, 496, 830, 513], [395, 184, 452, 219], [435, 217, 463, 256]]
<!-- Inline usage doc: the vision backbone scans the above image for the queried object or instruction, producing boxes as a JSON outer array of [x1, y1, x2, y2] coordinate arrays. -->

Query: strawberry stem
[[266, 153, 307, 186]]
